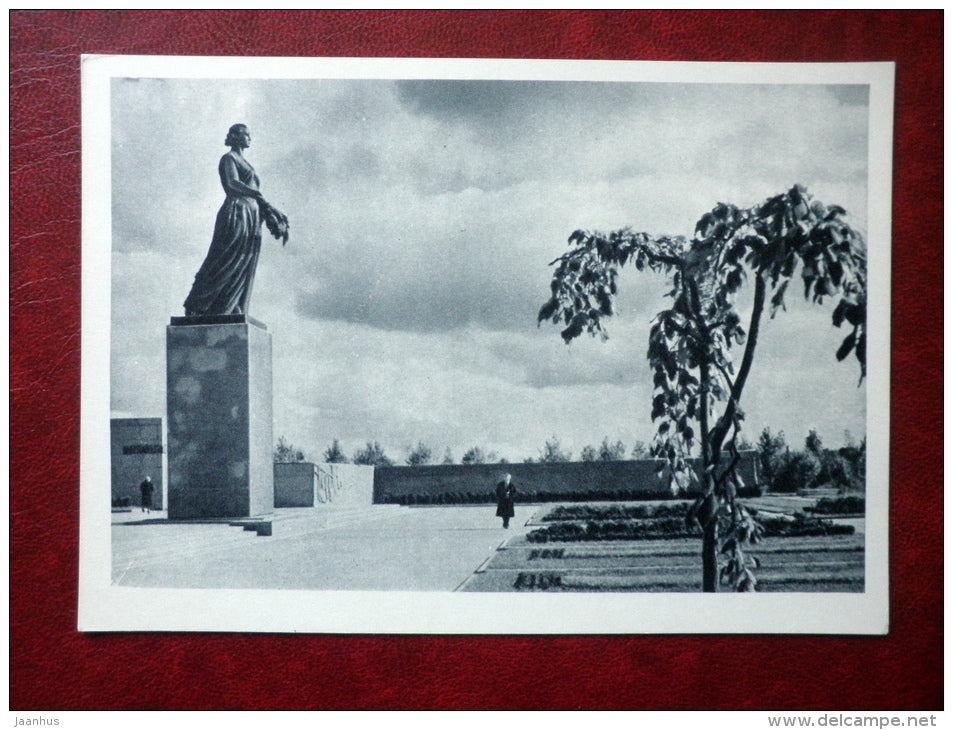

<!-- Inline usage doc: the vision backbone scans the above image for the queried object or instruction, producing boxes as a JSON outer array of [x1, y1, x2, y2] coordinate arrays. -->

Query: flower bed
[[527, 517, 696, 543], [526, 511, 854, 543], [540, 502, 692, 522], [804, 495, 865, 516]]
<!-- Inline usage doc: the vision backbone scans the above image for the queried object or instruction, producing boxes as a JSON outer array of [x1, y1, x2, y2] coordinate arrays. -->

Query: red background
[[10, 11, 942, 710]]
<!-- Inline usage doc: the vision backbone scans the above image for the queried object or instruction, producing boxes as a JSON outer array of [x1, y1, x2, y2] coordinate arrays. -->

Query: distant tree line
[[275, 429, 865, 493], [757, 427, 865, 493], [277, 434, 678, 467], [273, 436, 305, 463]]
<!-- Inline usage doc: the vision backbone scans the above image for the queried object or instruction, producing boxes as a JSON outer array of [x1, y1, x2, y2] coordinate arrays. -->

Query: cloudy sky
[[109, 71, 870, 464]]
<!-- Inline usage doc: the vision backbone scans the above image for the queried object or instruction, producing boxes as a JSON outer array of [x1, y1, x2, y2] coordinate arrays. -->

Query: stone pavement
[[111, 497, 865, 593], [111, 504, 539, 591]]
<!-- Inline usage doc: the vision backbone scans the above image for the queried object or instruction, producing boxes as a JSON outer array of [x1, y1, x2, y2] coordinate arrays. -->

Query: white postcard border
[[79, 55, 893, 634]]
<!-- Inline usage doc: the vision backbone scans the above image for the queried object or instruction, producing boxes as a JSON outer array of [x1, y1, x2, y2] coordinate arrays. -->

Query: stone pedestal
[[166, 314, 274, 519]]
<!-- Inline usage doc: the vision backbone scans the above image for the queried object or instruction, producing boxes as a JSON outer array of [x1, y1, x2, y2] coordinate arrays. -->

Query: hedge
[[526, 512, 855, 543], [380, 486, 762, 506], [541, 502, 692, 522], [804, 496, 866, 516]]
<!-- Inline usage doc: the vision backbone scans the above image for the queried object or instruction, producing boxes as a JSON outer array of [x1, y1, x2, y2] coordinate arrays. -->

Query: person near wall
[[495, 473, 517, 529], [139, 476, 155, 514]]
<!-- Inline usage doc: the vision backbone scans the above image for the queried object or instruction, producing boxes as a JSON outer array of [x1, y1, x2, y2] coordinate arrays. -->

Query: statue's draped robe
[[183, 152, 263, 316]]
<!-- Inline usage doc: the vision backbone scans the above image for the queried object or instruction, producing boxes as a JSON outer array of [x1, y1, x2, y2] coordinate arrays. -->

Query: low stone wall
[[274, 462, 318, 507], [318, 463, 375, 506], [111, 417, 165, 510], [373, 453, 760, 505], [274, 462, 375, 508]]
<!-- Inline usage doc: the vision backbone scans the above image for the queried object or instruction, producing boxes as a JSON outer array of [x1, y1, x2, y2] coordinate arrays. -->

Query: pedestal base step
[[229, 517, 273, 536]]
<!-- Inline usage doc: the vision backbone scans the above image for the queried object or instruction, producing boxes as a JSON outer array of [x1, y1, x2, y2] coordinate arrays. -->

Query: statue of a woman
[[183, 123, 288, 316]]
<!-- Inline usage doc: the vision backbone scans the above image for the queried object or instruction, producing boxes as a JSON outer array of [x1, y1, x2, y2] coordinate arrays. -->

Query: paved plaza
[[112, 504, 539, 591], [112, 496, 863, 593]]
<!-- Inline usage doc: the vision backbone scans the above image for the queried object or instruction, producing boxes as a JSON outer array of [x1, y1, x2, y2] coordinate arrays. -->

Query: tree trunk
[[701, 492, 719, 592], [699, 275, 766, 592]]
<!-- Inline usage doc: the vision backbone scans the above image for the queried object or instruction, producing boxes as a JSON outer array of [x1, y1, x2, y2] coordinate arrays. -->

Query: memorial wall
[[373, 453, 761, 505]]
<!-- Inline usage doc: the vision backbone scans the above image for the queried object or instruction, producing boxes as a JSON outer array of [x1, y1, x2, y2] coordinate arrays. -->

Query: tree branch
[[635, 243, 683, 269], [710, 273, 766, 452]]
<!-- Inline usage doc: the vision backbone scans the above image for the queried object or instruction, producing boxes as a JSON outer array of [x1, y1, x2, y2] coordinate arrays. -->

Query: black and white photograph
[[79, 56, 893, 634]]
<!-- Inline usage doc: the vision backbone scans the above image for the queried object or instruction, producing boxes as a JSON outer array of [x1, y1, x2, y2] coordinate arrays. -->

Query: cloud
[[279, 80, 868, 338], [109, 73, 872, 460], [267, 318, 660, 463]]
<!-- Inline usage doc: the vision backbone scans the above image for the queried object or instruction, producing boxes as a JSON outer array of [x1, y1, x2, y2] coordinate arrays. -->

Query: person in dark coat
[[495, 473, 517, 529], [140, 476, 154, 513]]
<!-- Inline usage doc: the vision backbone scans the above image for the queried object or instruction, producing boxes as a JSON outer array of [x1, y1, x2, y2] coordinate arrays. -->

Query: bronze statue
[[183, 124, 288, 316]]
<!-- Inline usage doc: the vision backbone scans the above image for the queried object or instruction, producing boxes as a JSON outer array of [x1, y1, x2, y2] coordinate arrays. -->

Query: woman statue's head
[[225, 124, 250, 148]]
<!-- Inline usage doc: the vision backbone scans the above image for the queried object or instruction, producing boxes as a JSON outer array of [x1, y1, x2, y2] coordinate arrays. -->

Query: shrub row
[[382, 489, 679, 505], [541, 502, 692, 522], [804, 495, 866, 516], [526, 513, 854, 543], [381, 486, 762, 506], [384, 491, 496, 505], [527, 517, 699, 543], [758, 513, 857, 537]]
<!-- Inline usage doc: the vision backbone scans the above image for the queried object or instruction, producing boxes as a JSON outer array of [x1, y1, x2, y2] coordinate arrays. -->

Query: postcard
[[79, 55, 893, 633]]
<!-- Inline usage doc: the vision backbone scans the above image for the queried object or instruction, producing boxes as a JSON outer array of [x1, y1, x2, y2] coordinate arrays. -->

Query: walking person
[[495, 473, 517, 529], [140, 476, 154, 514]]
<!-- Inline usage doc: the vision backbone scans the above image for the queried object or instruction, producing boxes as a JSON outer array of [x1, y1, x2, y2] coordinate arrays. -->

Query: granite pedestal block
[[166, 315, 274, 520]]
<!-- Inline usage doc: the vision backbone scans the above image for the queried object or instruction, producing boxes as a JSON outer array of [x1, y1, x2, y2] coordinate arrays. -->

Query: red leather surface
[[10, 10, 942, 710]]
